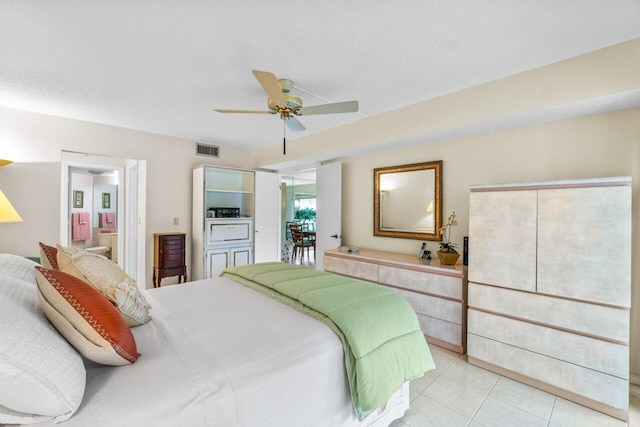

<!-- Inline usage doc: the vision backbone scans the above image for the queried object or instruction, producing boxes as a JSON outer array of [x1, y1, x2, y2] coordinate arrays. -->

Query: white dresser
[[467, 177, 632, 421], [324, 248, 467, 354]]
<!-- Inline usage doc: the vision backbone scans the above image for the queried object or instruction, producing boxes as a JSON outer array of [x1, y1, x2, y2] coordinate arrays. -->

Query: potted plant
[[294, 207, 316, 227], [438, 211, 460, 265]]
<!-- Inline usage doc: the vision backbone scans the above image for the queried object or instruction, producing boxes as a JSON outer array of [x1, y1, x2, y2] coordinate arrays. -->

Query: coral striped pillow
[[34, 267, 139, 366], [39, 242, 59, 270]]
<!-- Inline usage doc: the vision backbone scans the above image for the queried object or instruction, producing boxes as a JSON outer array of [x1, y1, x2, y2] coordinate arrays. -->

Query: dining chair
[[291, 228, 314, 261], [286, 221, 299, 239]]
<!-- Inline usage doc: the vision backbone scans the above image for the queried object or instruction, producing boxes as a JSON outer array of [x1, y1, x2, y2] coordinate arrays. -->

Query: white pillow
[[0, 254, 39, 284], [0, 274, 86, 424], [56, 245, 151, 327]]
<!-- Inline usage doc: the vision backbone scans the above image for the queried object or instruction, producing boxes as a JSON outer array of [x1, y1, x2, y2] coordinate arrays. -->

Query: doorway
[[281, 169, 317, 267], [279, 162, 342, 270], [60, 151, 146, 287]]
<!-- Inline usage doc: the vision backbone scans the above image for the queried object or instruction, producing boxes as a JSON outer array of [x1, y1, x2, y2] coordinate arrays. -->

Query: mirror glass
[[93, 184, 118, 228], [374, 160, 442, 240]]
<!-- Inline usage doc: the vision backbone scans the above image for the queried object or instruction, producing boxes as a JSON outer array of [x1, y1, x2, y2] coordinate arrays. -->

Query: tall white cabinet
[[467, 177, 632, 421], [192, 165, 279, 280]]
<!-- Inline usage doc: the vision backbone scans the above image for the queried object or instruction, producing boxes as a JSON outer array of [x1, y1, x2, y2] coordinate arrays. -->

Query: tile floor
[[290, 247, 315, 268], [393, 345, 640, 427]]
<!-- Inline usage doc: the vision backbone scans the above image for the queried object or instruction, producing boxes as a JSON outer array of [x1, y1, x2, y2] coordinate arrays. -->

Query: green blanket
[[221, 262, 435, 419]]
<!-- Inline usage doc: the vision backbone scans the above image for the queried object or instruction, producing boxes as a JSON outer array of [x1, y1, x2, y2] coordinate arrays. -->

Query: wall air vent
[[196, 143, 220, 158]]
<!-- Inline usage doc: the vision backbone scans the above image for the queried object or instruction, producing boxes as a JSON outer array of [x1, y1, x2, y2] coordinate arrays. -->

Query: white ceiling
[[1, 1, 639, 152]]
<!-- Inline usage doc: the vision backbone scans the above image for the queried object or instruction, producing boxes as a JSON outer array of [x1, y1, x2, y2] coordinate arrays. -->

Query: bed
[[0, 252, 434, 426]]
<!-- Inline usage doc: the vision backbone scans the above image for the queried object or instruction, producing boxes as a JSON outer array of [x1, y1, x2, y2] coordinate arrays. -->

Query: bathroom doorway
[[60, 151, 146, 286]]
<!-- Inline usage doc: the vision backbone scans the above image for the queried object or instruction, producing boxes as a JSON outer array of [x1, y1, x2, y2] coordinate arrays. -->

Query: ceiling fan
[[214, 70, 359, 154]]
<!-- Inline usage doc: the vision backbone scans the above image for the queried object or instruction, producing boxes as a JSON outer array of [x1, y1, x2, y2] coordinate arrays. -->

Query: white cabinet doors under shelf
[[205, 246, 253, 278]]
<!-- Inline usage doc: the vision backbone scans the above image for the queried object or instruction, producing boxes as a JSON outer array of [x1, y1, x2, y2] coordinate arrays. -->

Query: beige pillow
[[56, 245, 151, 327], [35, 267, 140, 366]]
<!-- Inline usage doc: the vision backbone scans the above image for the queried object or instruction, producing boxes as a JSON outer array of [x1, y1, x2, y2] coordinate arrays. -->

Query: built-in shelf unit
[[193, 165, 255, 280]]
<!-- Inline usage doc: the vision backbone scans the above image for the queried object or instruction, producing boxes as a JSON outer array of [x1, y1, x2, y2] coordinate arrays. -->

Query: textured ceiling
[[1, 1, 639, 151]]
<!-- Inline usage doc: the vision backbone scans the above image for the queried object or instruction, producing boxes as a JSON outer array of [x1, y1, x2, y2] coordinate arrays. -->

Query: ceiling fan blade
[[285, 116, 306, 132], [213, 109, 271, 114], [296, 100, 359, 116], [252, 70, 287, 109]]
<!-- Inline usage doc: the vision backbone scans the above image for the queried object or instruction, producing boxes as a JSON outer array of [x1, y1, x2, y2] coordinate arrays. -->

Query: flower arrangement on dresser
[[438, 211, 460, 265]]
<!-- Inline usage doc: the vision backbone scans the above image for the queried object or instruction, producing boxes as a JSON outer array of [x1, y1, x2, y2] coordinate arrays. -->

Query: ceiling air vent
[[196, 143, 220, 158]]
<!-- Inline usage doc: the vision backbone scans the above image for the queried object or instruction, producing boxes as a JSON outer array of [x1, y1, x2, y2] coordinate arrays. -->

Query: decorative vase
[[437, 250, 460, 265]]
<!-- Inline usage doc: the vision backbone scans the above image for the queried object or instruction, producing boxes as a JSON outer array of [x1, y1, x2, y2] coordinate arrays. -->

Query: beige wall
[[339, 107, 640, 382], [0, 106, 254, 287]]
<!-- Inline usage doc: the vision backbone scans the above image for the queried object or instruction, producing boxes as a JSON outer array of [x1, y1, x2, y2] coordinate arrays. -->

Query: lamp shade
[[0, 190, 23, 223]]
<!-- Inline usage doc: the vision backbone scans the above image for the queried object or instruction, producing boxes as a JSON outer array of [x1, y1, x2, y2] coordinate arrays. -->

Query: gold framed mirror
[[374, 160, 442, 240]]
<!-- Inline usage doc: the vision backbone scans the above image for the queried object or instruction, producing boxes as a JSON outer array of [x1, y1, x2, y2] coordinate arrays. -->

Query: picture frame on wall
[[73, 190, 83, 208], [102, 192, 111, 209]]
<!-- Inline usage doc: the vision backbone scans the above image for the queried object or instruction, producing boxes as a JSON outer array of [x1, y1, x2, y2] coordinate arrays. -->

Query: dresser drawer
[[468, 334, 628, 411], [379, 265, 462, 300], [416, 313, 461, 347], [323, 255, 378, 282], [468, 309, 628, 378], [390, 287, 462, 324], [468, 283, 629, 342]]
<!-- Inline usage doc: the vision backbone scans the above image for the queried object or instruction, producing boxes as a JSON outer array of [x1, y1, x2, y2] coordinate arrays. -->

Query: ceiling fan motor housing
[[268, 94, 302, 114]]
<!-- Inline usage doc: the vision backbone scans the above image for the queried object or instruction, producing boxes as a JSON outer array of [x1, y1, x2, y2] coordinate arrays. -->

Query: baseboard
[[631, 373, 640, 388]]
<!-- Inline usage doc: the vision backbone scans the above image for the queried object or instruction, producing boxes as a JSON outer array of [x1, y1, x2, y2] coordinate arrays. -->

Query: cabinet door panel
[[537, 186, 631, 307], [232, 247, 253, 267], [207, 220, 253, 245], [206, 249, 229, 278], [468, 190, 537, 291]]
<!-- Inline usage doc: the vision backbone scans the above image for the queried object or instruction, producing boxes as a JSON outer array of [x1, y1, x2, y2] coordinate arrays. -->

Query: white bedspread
[[28, 277, 408, 426]]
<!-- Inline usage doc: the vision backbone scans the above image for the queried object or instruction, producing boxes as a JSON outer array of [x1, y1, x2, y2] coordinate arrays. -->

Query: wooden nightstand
[[153, 232, 187, 288]]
